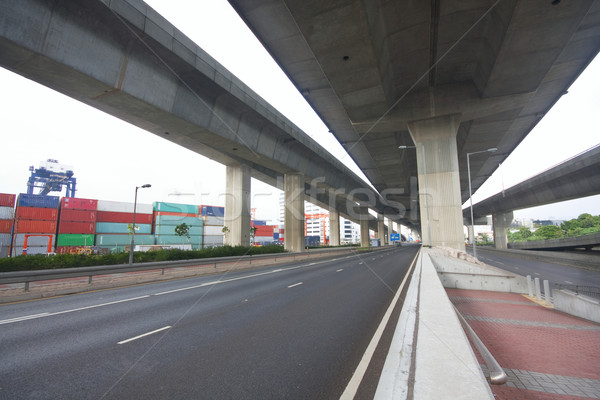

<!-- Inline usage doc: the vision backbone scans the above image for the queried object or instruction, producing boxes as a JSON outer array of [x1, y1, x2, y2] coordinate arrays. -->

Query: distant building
[[533, 219, 564, 227]]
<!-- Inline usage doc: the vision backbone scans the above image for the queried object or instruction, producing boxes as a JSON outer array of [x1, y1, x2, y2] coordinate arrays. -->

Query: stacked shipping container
[[154, 202, 203, 249], [95, 200, 154, 252], [0, 193, 16, 257], [12, 194, 59, 255], [253, 224, 277, 245], [56, 197, 98, 253], [201, 205, 224, 247]]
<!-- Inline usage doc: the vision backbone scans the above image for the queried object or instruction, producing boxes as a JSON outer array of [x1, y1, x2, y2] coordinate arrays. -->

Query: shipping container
[[153, 211, 200, 218], [14, 220, 57, 234], [154, 202, 199, 215], [154, 215, 203, 226], [154, 224, 203, 236], [61, 197, 98, 210], [0, 193, 16, 207], [255, 226, 275, 237], [59, 209, 97, 222], [0, 219, 13, 233], [56, 234, 95, 247], [202, 235, 224, 247], [12, 246, 52, 256], [0, 206, 15, 220], [0, 233, 12, 247], [58, 221, 95, 234], [96, 211, 153, 224], [201, 205, 225, 217], [16, 206, 58, 221], [17, 194, 60, 209], [0, 246, 8, 258], [155, 234, 202, 246], [96, 234, 154, 246], [204, 216, 225, 226], [96, 200, 152, 214], [95, 222, 151, 234], [13, 234, 55, 247], [254, 236, 275, 243], [203, 225, 224, 236], [251, 220, 267, 226]]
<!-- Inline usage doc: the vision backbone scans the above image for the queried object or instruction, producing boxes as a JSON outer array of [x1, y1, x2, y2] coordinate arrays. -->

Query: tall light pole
[[467, 148, 497, 258], [129, 184, 151, 265], [398, 145, 431, 247]]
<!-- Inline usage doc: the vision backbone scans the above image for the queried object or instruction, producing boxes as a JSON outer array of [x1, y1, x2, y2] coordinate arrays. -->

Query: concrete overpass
[[229, 0, 600, 251], [465, 144, 600, 248], [0, 0, 405, 250]]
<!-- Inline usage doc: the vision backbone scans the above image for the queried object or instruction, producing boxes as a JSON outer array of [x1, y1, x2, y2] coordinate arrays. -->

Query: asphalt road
[[0, 246, 419, 400], [472, 247, 600, 290]]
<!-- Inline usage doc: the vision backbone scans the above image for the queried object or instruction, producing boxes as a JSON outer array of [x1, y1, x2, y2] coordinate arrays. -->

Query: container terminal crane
[[27, 159, 76, 197]]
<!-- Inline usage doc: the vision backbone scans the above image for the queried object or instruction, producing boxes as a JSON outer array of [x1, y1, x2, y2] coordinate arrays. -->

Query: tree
[[174, 223, 191, 243], [508, 227, 532, 242], [533, 225, 563, 240]]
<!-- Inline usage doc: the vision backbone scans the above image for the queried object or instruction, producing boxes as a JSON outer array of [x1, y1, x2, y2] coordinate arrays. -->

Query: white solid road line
[[565, 280, 574, 284], [118, 326, 171, 345], [336, 269, 343, 272], [0, 313, 50, 325], [287, 282, 303, 288]]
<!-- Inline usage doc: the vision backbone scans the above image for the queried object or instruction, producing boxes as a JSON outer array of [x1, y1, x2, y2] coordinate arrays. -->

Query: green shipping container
[[154, 224, 203, 236], [96, 234, 155, 246], [57, 234, 95, 246], [153, 202, 199, 214], [154, 215, 204, 226]]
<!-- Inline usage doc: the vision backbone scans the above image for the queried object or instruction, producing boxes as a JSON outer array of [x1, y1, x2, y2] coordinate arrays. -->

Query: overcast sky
[[0, 0, 598, 224]]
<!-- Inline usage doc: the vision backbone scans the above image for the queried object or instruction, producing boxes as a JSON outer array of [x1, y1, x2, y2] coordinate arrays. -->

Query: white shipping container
[[0, 206, 14, 220], [0, 233, 11, 247], [0, 246, 8, 258], [204, 216, 224, 226], [96, 200, 152, 214], [203, 225, 224, 236], [203, 235, 224, 247], [253, 236, 274, 243], [12, 246, 52, 255], [13, 234, 55, 247]]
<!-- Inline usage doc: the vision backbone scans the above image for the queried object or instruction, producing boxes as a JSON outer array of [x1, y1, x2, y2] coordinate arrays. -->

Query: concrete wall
[[554, 290, 600, 324]]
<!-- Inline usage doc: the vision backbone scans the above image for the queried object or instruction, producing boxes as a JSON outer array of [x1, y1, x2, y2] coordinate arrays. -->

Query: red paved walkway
[[448, 288, 600, 399]]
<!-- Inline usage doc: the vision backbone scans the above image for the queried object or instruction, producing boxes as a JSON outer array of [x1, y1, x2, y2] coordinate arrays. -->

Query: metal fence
[[555, 284, 600, 300]]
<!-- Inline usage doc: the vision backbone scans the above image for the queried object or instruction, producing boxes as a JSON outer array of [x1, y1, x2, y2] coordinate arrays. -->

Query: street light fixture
[[467, 148, 497, 258], [129, 184, 151, 265], [398, 145, 431, 246]]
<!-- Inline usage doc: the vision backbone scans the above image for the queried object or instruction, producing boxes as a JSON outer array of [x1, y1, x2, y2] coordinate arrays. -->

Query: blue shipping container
[[153, 202, 199, 214], [253, 220, 267, 226], [201, 205, 225, 217], [18, 194, 60, 209], [95, 222, 152, 234]]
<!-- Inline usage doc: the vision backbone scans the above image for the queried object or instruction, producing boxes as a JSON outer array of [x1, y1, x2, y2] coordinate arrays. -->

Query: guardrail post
[[534, 277, 542, 301], [543, 280, 552, 306], [527, 275, 533, 297], [88, 275, 93, 284], [24, 281, 30, 292]]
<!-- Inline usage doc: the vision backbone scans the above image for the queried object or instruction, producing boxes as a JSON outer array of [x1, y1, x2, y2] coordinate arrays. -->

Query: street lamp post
[[398, 145, 431, 246], [129, 184, 151, 265], [467, 148, 497, 258]]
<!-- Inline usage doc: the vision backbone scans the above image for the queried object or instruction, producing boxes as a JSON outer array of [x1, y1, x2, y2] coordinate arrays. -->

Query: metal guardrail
[[453, 305, 508, 385], [555, 284, 600, 300], [0, 247, 358, 292]]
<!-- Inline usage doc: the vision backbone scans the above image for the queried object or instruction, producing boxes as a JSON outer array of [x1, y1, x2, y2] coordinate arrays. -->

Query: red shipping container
[[59, 209, 97, 222], [16, 206, 58, 221], [255, 226, 275, 236], [58, 221, 95, 234], [61, 197, 98, 210], [0, 193, 16, 207], [0, 219, 13, 233], [14, 220, 57, 233], [97, 211, 153, 224]]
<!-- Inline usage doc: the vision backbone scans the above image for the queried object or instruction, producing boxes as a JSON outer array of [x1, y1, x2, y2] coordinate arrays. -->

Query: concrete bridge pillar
[[284, 173, 305, 252], [329, 210, 340, 246], [408, 114, 465, 251], [493, 211, 514, 249], [377, 214, 386, 245], [224, 163, 251, 246], [360, 207, 370, 248]]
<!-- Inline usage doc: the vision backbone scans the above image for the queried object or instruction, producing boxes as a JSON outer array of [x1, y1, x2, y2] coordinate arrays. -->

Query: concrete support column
[[408, 114, 465, 251], [329, 209, 340, 246], [377, 214, 386, 245], [493, 211, 513, 249], [360, 207, 370, 248], [284, 173, 305, 252], [224, 163, 251, 246]]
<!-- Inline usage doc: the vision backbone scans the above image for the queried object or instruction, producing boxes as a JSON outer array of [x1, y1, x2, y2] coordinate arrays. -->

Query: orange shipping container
[[0, 219, 13, 233], [16, 206, 58, 221], [14, 220, 57, 234], [0, 193, 16, 207]]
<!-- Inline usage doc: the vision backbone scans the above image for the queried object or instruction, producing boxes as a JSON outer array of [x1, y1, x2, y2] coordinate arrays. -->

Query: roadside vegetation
[[508, 213, 600, 242], [0, 245, 286, 272]]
